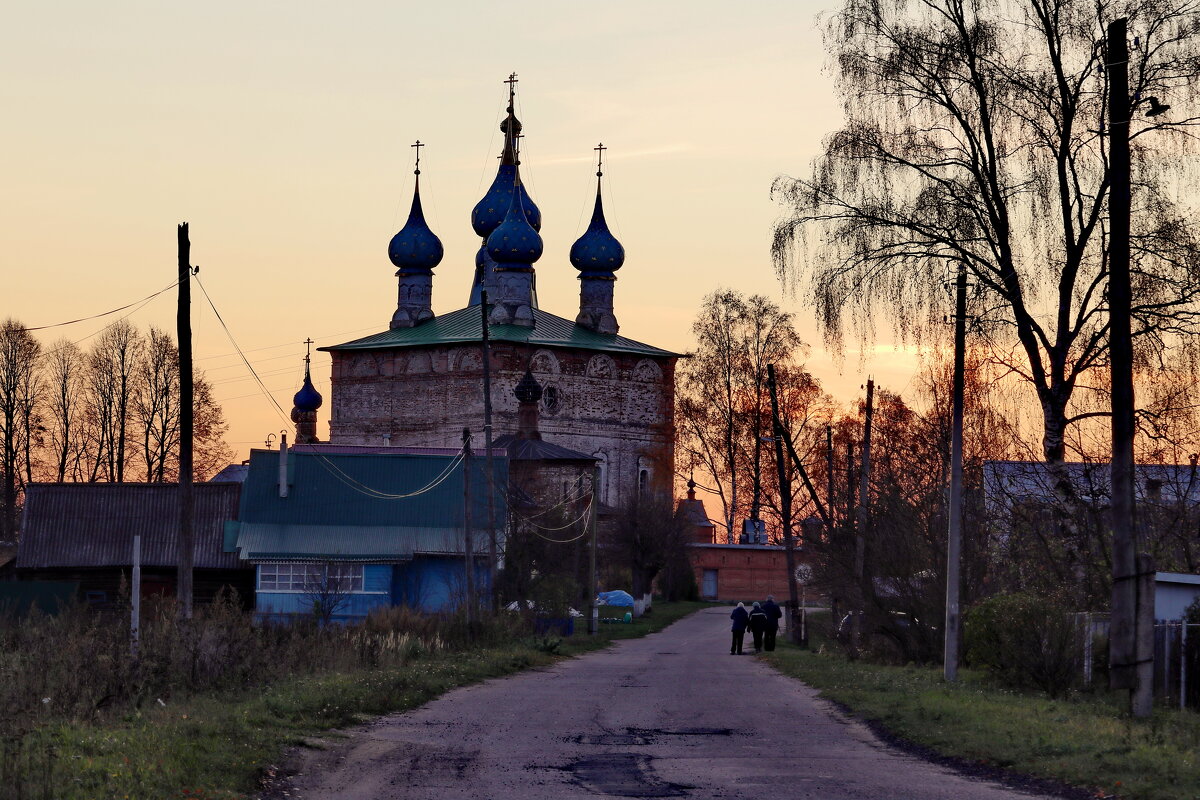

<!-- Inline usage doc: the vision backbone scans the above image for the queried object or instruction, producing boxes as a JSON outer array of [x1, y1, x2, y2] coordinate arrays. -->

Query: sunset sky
[[1, 1, 928, 461]]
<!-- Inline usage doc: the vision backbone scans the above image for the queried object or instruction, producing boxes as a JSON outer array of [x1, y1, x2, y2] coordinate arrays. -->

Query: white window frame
[[257, 563, 367, 593]]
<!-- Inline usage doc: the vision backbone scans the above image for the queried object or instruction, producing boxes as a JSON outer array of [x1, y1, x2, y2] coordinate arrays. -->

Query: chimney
[[278, 434, 289, 498]]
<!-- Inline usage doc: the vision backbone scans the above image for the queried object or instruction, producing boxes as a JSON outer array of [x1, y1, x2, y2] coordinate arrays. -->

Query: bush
[[963, 591, 1081, 696]]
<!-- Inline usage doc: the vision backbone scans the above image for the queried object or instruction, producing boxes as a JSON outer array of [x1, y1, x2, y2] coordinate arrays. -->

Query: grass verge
[[762, 614, 1200, 800], [15, 601, 711, 800]]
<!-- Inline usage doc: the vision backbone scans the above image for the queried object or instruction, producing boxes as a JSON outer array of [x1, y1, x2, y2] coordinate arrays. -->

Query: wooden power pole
[[176, 223, 194, 620], [462, 427, 475, 631], [1106, 17, 1153, 717], [853, 378, 874, 652], [767, 365, 802, 644], [480, 290, 498, 613], [944, 262, 967, 681]]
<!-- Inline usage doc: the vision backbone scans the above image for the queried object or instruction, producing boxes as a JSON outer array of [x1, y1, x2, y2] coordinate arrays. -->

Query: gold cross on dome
[[595, 142, 607, 177]]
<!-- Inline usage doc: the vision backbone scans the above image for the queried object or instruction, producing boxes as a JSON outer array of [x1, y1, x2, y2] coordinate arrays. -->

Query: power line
[[195, 274, 474, 502], [20, 279, 181, 332]]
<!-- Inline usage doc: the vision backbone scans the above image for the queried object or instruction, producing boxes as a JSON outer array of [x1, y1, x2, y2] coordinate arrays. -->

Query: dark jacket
[[730, 606, 749, 632], [748, 606, 768, 633], [762, 600, 783, 631]]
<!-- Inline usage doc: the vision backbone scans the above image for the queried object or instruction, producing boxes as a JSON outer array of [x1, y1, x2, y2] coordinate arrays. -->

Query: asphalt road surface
[[275, 607, 1060, 799]]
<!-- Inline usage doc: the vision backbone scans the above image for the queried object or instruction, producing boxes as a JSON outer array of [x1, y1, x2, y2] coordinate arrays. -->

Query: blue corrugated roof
[[320, 306, 679, 358]]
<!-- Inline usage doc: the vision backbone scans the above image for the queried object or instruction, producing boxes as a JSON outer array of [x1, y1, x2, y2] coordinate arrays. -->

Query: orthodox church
[[289, 80, 679, 513]]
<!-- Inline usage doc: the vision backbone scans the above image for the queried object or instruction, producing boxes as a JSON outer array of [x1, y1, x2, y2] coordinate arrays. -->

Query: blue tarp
[[597, 590, 635, 607]]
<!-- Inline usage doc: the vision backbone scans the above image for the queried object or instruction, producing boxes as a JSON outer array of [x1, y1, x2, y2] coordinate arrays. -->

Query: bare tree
[[677, 290, 805, 540], [0, 320, 42, 539], [135, 326, 180, 482], [302, 562, 355, 625], [772, 0, 1200, 465], [192, 371, 233, 482], [87, 321, 143, 482], [45, 339, 85, 482]]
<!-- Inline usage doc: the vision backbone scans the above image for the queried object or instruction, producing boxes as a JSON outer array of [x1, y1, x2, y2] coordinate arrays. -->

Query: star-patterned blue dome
[[486, 176, 543, 266], [570, 186, 624, 277], [472, 164, 541, 238], [292, 367, 323, 412], [388, 177, 443, 273]]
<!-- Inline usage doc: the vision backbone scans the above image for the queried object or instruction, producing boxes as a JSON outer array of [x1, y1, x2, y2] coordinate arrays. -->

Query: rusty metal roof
[[17, 483, 243, 570]]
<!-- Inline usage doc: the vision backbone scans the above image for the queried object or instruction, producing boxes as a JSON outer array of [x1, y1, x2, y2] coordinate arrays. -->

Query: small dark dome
[[388, 182, 443, 273], [486, 180, 543, 265], [292, 371, 323, 412], [570, 188, 624, 277], [514, 368, 543, 404], [472, 164, 541, 238]]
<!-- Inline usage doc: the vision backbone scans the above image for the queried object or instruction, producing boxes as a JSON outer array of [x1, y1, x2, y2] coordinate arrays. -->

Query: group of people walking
[[729, 597, 783, 654]]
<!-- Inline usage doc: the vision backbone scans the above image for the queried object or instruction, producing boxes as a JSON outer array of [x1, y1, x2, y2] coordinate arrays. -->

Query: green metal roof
[[232, 449, 507, 562], [238, 449, 506, 528], [321, 306, 679, 358]]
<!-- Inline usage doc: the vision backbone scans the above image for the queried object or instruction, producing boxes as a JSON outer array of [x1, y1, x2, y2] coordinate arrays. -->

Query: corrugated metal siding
[[321, 306, 679, 358], [235, 523, 490, 561], [18, 483, 242, 569]]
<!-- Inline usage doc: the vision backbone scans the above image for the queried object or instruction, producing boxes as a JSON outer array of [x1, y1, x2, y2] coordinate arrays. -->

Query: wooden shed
[[16, 482, 252, 608]]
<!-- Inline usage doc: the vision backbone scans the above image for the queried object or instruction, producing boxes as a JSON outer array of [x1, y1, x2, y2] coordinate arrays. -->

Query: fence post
[[1164, 622, 1172, 705], [1183, 623, 1189, 711], [1083, 614, 1093, 686]]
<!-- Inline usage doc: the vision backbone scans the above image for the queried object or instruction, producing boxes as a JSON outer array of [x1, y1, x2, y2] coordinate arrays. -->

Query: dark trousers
[[731, 630, 745, 654], [764, 628, 777, 652], [751, 628, 764, 652]]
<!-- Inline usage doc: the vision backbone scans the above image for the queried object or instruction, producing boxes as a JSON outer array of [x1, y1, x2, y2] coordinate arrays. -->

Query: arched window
[[592, 451, 609, 504]]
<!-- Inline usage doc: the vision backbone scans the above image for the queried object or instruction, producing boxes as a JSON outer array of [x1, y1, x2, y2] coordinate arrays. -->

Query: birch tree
[[772, 0, 1200, 464]]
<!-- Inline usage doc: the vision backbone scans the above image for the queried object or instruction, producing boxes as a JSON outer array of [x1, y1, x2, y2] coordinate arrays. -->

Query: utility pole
[[176, 223, 194, 621], [853, 378, 874, 653], [480, 290, 498, 613], [131, 534, 141, 657], [462, 427, 475, 631], [767, 364, 803, 644], [588, 464, 599, 635], [1106, 17, 1154, 717], [826, 424, 837, 540], [944, 263, 967, 682]]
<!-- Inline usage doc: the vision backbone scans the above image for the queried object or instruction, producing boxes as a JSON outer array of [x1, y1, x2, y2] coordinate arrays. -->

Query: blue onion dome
[[471, 104, 541, 237], [486, 176, 543, 265], [472, 164, 542, 238], [292, 367, 323, 412], [514, 368, 543, 403], [388, 174, 443, 273], [570, 185, 624, 276]]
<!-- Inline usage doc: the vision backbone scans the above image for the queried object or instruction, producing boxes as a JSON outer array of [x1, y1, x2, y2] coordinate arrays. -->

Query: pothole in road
[[626, 727, 734, 739], [567, 753, 689, 798], [573, 734, 651, 746]]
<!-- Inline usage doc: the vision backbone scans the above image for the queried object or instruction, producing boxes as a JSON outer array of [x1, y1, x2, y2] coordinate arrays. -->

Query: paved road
[[277, 607, 1058, 799]]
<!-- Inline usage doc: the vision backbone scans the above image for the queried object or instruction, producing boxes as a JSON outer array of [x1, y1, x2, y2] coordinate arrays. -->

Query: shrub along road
[[272, 606, 1061, 799]]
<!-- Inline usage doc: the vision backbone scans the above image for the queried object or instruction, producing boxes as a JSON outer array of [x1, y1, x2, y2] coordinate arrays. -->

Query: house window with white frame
[[258, 563, 364, 592]]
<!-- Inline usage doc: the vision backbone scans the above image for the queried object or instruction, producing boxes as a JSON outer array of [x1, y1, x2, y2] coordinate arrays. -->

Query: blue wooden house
[[226, 447, 505, 623]]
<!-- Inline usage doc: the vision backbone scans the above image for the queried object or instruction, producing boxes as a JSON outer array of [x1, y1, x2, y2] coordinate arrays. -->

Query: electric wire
[[195, 273, 470, 501], [20, 279, 181, 332], [516, 493, 594, 531]]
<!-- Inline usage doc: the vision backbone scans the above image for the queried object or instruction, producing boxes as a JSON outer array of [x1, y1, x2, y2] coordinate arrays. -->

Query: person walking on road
[[748, 601, 768, 653], [762, 595, 783, 652], [730, 602, 749, 654]]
